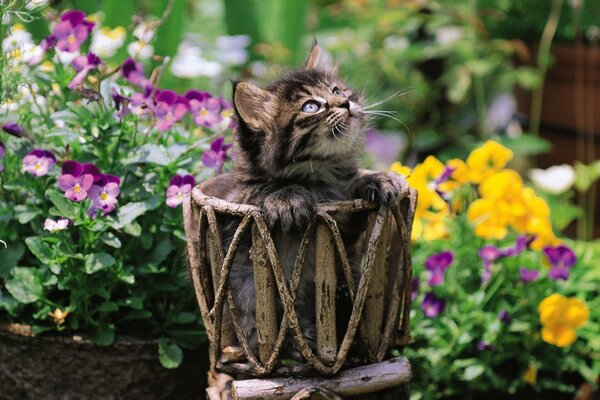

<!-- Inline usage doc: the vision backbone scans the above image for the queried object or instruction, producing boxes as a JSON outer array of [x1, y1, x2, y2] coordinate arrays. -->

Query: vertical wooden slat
[[250, 223, 278, 365], [314, 221, 337, 364], [363, 211, 390, 361]]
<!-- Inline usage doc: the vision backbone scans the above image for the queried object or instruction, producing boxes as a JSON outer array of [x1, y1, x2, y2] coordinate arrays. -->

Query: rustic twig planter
[[183, 171, 417, 399]]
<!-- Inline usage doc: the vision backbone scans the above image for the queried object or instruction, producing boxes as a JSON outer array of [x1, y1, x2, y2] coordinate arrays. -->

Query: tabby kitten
[[216, 43, 407, 356]]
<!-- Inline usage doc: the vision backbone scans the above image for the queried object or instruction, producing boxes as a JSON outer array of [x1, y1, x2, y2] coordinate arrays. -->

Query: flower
[[522, 365, 538, 385], [0, 142, 5, 173], [215, 35, 250, 65], [501, 234, 530, 257], [202, 137, 233, 174], [538, 294, 589, 347], [90, 26, 126, 58], [528, 164, 575, 194], [166, 174, 195, 208], [2, 121, 23, 137], [58, 160, 100, 202], [25, 0, 49, 10], [498, 309, 511, 324], [185, 90, 223, 128], [519, 267, 540, 283], [127, 40, 154, 60], [50, 10, 94, 53], [121, 58, 151, 89], [477, 341, 495, 351], [154, 90, 189, 131], [2, 24, 33, 53], [388, 161, 412, 178], [129, 86, 154, 116], [133, 23, 155, 43], [87, 174, 121, 217], [421, 292, 445, 318], [171, 42, 222, 78], [411, 277, 420, 300], [424, 250, 454, 286], [67, 52, 101, 89], [543, 244, 576, 281], [44, 218, 70, 232], [48, 308, 70, 325], [22, 149, 56, 177], [111, 88, 130, 119], [465, 140, 513, 184], [365, 130, 403, 169]]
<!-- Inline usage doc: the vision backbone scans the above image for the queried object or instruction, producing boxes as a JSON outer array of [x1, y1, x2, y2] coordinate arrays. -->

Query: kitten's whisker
[[362, 111, 409, 131], [363, 88, 414, 110]]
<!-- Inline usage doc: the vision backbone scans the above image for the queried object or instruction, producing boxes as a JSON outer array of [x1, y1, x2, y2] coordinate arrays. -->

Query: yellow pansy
[[466, 140, 513, 184], [389, 161, 411, 178], [538, 294, 589, 347], [447, 158, 469, 185]]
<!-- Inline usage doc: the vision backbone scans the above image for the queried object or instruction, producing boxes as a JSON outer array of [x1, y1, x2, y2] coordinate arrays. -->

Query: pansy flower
[[154, 90, 189, 131], [58, 160, 100, 202], [2, 121, 23, 137], [201, 137, 233, 174], [538, 294, 588, 347], [519, 267, 540, 283], [422, 292, 445, 318], [498, 309, 511, 324], [166, 174, 195, 208], [111, 88, 131, 119], [543, 244, 576, 281], [68, 52, 101, 89], [22, 149, 56, 177], [49, 10, 94, 53], [186, 90, 222, 127], [44, 218, 70, 232], [411, 277, 420, 301], [87, 174, 121, 217], [424, 250, 454, 286], [130, 86, 155, 116], [121, 58, 151, 89], [0, 142, 5, 172]]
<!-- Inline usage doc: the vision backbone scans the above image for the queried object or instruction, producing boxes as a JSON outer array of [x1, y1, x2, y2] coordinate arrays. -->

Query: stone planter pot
[[0, 323, 209, 400]]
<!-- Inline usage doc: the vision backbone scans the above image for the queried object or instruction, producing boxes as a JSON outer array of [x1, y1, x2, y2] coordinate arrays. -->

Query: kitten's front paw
[[261, 185, 314, 233], [356, 172, 408, 206]]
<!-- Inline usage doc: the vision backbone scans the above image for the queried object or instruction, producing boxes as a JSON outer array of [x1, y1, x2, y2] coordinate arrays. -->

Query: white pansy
[[21, 42, 44, 65], [528, 164, 576, 194], [435, 26, 463, 47], [44, 218, 70, 232], [2, 24, 33, 53], [25, 0, 50, 10], [216, 35, 250, 65], [171, 42, 222, 78], [0, 99, 19, 114], [90, 26, 126, 58], [55, 49, 79, 65], [133, 23, 156, 43], [127, 41, 154, 60]]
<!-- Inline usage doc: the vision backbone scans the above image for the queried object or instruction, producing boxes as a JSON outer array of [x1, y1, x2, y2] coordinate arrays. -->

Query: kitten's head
[[233, 43, 366, 180]]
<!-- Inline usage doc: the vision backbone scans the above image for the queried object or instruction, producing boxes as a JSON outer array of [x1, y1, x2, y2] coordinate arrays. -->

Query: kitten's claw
[[261, 185, 314, 233], [356, 172, 408, 206]]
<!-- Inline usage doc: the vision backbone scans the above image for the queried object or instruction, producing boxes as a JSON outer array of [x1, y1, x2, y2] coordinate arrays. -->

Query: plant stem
[[529, 0, 563, 136]]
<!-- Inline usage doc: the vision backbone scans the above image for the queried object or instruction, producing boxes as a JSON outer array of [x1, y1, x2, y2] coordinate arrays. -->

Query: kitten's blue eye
[[302, 101, 320, 113]]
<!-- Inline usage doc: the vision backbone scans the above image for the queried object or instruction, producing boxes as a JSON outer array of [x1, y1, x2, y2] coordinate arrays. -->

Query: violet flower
[[154, 90, 189, 131], [121, 58, 151, 89], [498, 309, 511, 324], [68, 52, 101, 89], [44, 218, 70, 233], [186, 90, 222, 127], [411, 277, 420, 301], [543, 244, 577, 281], [501, 235, 530, 257], [51, 10, 94, 53], [130, 86, 154, 116], [22, 149, 56, 177], [519, 267, 540, 283], [58, 160, 100, 202], [422, 292, 445, 318], [201, 137, 232, 174], [2, 122, 23, 137], [111, 88, 131, 119], [87, 174, 121, 216], [364, 129, 403, 168], [0, 142, 4, 173], [477, 341, 495, 351], [424, 250, 454, 286], [166, 174, 195, 208]]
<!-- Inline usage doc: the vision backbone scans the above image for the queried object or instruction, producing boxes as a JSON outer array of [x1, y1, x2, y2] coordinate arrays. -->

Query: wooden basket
[[183, 172, 417, 398]]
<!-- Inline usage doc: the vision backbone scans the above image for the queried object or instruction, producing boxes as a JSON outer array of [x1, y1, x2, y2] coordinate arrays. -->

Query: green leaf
[[148, 235, 173, 265], [574, 161, 600, 192], [91, 327, 115, 346], [463, 364, 485, 381], [0, 242, 25, 279], [102, 232, 122, 249], [123, 144, 172, 166], [46, 189, 79, 220], [98, 301, 119, 313], [5, 267, 44, 304], [25, 237, 53, 264], [175, 312, 197, 324], [158, 338, 183, 369], [15, 205, 40, 224], [84, 253, 116, 274], [111, 202, 147, 229]]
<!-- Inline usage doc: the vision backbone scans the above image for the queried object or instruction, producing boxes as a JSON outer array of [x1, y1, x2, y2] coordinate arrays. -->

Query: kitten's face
[[233, 44, 366, 177]]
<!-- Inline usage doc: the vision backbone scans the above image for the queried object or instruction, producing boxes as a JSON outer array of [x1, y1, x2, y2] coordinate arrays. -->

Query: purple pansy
[[68, 52, 101, 89], [111, 88, 131, 119], [477, 341, 495, 351], [186, 90, 223, 127], [422, 292, 445, 318], [121, 58, 151, 89], [501, 235, 530, 257], [0, 142, 5, 173], [166, 174, 195, 208], [498, 309, 511, 324], [519, 267, 540, 283], [87, 174, 121, 217], [543, 244, 577, 281], [364, 129, 403, 167], [424, 250, 454, 286], [411, 277, 420, 301], [2, 122, 23, 137], [58, 160, 100, 202], [201, 137, 233, 174], [22, 149, 56, 177], [130, 86, 155, 116], [154, 90, 189, 131], [50, 10, 94, 53]]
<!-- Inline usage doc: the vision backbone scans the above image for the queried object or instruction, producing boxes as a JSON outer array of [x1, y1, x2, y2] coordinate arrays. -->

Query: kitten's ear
[[304, 42, 337, 74], [233, 81, 276, 132]]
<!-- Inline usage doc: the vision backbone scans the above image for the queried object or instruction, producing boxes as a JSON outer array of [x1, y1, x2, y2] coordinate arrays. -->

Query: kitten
[[212, 43, 407, 357]]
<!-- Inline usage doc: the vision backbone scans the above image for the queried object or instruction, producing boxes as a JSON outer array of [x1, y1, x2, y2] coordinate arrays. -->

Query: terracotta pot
[[0, 323, 209, 400]]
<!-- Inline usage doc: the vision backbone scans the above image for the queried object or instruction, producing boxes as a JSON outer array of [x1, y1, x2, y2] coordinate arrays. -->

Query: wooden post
[[362, 211, 390, 361], [314, 222, 337, 364], [250, 223, 278, 365]]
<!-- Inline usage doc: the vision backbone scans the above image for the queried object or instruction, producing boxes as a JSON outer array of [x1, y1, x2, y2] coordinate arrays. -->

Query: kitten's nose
[[330, 97, 350, 110]]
